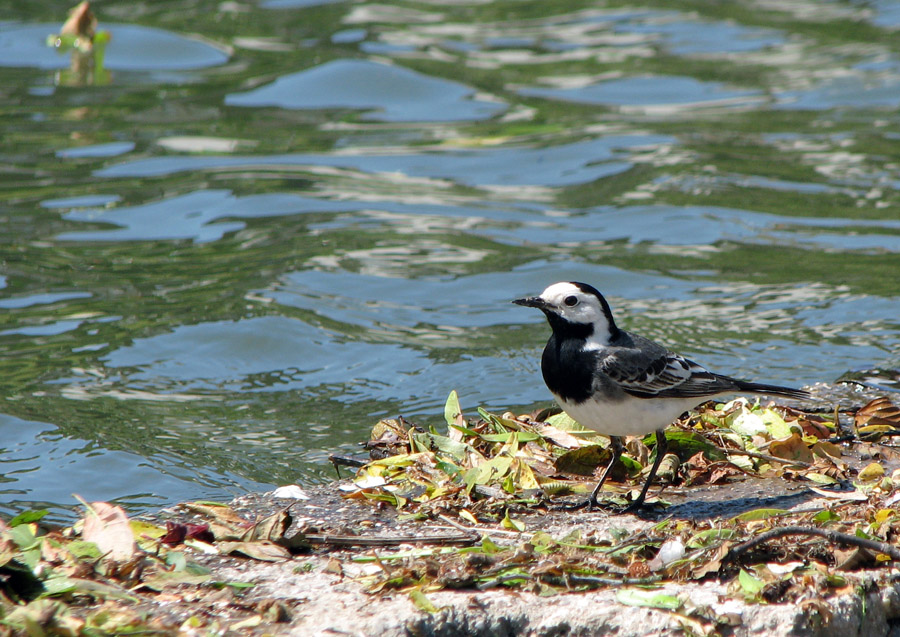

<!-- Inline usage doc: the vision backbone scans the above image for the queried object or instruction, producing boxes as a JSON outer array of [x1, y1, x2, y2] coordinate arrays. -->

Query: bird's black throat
[[539, 314, 599, 404]]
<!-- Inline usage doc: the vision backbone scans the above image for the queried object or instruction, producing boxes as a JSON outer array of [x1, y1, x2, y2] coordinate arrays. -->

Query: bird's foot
[[550, 495, 626, 513], [551, 496, 662, 515], [549, 497, 595, 512]]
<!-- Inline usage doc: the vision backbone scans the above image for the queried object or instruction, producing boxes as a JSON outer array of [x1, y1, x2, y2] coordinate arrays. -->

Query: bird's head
[[513, 281, 619, 344]]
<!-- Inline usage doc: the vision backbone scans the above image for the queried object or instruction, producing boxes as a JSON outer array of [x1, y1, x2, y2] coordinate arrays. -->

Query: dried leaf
[[533, 423, 583, 449], [855, 397, 900, 439], [554, 444, 611, 476], [808, 486, 868, 501], [180, 502, 253, 540], [217, 541, 291, 562], [858, 462, 885, 482], [241, 510, 291, 543], [768, 433, 815, 465], [81, 502, 135, 562], [60, 1, 96, 38]]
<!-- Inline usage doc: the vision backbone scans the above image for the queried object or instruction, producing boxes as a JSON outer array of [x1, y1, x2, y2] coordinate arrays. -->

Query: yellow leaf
[[859, 462, 885, 482], [459, 510, 478, 525], [501, 510, 525, 532], [768, 433, 814, 465]]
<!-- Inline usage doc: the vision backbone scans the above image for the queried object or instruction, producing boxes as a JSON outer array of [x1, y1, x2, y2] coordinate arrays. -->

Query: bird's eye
[[563, 295, 579, 307]]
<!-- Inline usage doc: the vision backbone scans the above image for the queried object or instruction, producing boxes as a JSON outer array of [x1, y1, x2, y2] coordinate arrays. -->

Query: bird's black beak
[[513, 296, 547, 309]]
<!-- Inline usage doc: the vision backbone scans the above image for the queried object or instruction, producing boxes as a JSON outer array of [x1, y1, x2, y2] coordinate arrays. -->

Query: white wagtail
[[514, 281, 809, 512]]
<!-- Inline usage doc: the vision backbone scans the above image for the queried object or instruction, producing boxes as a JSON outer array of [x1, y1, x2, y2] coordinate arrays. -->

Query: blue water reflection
[[225, 59, 506, 122], [0, 23, 229, 70], [94, 135, 672, 187]]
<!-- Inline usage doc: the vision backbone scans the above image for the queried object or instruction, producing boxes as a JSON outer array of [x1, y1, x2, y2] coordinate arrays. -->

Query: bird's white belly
[[554, 394, 701, 437]]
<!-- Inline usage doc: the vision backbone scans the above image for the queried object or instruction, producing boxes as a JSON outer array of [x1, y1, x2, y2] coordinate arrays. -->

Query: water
[[1, 0, 899, 521]]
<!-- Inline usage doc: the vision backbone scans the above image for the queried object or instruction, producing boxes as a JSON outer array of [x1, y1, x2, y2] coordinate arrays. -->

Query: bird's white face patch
[[539, 282, 614, 346]]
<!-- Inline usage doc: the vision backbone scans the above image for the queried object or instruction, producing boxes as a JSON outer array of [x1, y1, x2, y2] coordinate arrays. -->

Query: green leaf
[[732, 508, 789, 522], [40, 575, 78, 596], [410, 431, 471, 463], [615, 588, 681, 610], [730, 409, 768, 437], [449, 424, 481, 437], [545, 412, 583, 430], [761, 409, 794, 439], [480, 431, 541, 443], [662, 430, 726, 461], [477, 408, 520, 432], [66, 540, 103, 560], [444, 390, 462, 429], [40, 577, 138, 602], [8, 524, 38, 550], [686, 528, 736, 549], [805, 472, 838, 485], [813, 509, 840, 523], [501, 510, 525, 532], [480, 536, 501, 554], [409, 589, 440, 613], [462, 456, 512, 491], [738, 568, 765, 597], [8, 510, 49, 527]]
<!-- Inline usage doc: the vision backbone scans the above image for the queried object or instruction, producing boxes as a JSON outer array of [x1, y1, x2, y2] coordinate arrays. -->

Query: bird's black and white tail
[[734, 380, 809, 400]]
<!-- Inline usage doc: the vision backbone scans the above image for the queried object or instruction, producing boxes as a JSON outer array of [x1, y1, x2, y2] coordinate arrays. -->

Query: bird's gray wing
[[599, 333, 738, 399]]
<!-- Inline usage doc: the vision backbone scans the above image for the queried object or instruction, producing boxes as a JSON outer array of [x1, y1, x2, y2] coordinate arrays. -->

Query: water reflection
[[226, 59, 506, 122], [0, 23, 229, 72], [519, 76, 763, 112], [1, 0, 900, 519]]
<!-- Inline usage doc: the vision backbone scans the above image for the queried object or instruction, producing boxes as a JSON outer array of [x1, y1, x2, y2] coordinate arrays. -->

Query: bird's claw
[[550, 496, 660, 515]]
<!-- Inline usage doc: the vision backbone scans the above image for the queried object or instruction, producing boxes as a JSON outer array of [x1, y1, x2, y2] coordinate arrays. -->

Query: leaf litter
[[3, 393, 900, 634]]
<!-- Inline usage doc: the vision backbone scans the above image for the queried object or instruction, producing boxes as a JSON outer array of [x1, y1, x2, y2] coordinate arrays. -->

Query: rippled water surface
[[2, 0, 899, 519]]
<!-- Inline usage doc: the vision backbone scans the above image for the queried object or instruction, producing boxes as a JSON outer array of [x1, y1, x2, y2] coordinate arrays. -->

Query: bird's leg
[[550, 435, 624, 511], [622, 429, 668, 513], [586, 435, 624, 509]]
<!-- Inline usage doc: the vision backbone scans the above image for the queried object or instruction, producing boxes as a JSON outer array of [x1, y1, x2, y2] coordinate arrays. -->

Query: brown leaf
[[180, 502, 253, 540], [768, 433, 815, 465], [161, 522, 215, 546], [217, 541, 291, 562], [554, 444, 613, 477], [691, 543, 730, 579], [684, 452, 742, 485], [834, 547, 876, 571], [855, 397, 900, 439], [81, 502, 136, 561], [534, 424, 583, 449], [241, 510, 291, 543], [60, 1, 96, 38], [797, 416, 832, 439]]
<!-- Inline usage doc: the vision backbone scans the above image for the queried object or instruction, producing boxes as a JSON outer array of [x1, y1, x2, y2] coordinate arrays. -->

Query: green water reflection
[[1, 0, 899, 518]]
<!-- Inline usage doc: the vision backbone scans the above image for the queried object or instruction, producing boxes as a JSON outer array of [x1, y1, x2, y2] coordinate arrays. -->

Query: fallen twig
[[715, 446, 814, 469], [478, 572, 663, 590], [305, 532, 477, 547], [725, 525, 900, 563], [436, 514, 525, 538]]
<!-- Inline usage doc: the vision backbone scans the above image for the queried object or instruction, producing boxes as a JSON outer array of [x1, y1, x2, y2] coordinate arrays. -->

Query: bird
[[513, 281, 809, 512]]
